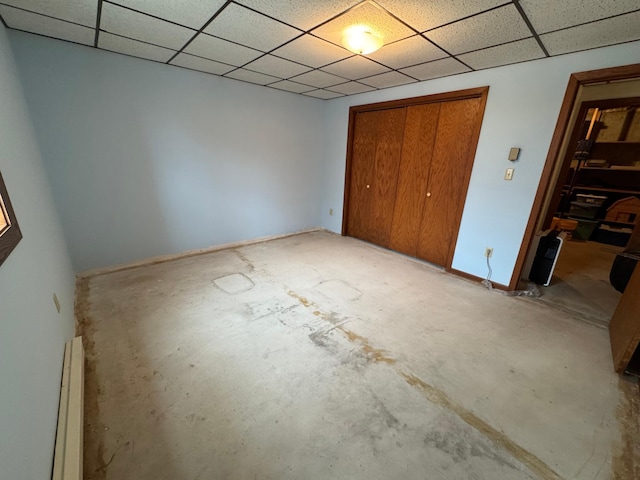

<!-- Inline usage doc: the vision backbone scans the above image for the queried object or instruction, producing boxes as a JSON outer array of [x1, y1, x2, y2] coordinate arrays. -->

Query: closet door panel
[[417, 97, 483, 266], [369, 108, 406, 247], [389, 103, 440, 256], [346, 110, 379, 242]]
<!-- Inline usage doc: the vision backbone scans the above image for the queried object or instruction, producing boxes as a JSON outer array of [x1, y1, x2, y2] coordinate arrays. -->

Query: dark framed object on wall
[[0, 170, 22, 267]]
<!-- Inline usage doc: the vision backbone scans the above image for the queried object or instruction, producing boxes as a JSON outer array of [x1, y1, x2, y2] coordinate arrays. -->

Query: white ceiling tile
[[184, 33, 263, 66], [100, 2, 195, 50], [375, 0, 506, 32], [99, 32, 176, 62], [367, 34, 447, 69], [6, 0, 635, 99], [290, 70, 346, 88], [457, 38, 545, 70], [0, 0, 97, 27], [272, 34, 351, 68], [114, 0, 227, 30], [321, 55, 389, 80], [540, 11, 640, 56], [303, 89, 345, 99], [312, 1, 414, 47], [327, 81, 376, 95], [224, 68, 280, 85], [169, 52, 234, 75], [243, 55, 311, 79], [359, 70, 416, 88], [426, 4, 531, 55], [235, 0, 359, 31], [0, 6, 94, 45], [269, 80, 314, 94], [204, 3, 302, 52], [399, 57, 470, 81], [520, 0, 640, 34]]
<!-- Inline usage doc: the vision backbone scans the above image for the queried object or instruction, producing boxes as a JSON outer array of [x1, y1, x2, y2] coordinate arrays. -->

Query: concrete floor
[[77, 231, 639, 480], [532, 241, 623, 327]]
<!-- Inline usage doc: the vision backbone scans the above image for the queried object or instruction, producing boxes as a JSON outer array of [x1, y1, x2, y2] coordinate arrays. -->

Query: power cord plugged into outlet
[[482, 249, 493, 290], [480, 247, 541, 297]]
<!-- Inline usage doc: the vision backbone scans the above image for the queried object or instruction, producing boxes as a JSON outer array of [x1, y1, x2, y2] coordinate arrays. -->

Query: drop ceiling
[[1, 0, 639, 99]]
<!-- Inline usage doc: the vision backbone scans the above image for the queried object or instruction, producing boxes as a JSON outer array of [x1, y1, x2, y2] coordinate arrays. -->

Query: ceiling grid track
[[93, 0, 103, 48], [0, 0, 637, 98], [512, 0, 549, 57], [165, 1, 233, 64]]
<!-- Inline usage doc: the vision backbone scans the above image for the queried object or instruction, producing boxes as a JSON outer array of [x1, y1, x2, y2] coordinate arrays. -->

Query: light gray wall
[[9, 28, 640, 286], [9, 31, 326, 272], [0, 25, 76, 480], [321, 41, 640, 286]]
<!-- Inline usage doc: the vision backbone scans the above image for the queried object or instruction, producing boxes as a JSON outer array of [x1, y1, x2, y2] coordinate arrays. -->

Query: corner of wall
[[0, 25, 76, 480]]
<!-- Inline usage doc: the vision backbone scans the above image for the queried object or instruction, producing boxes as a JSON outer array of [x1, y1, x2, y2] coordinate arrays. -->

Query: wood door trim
[[509, 63, 640, 291], [342, 86, 490, 238], [348, 87, 490, 115]]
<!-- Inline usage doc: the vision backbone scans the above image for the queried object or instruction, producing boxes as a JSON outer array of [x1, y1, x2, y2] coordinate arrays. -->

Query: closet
[[343, 87, 488, 268]]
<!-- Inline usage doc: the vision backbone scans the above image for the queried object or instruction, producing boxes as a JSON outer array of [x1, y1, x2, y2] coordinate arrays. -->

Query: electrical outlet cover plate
[[53, 293, 61, 313]]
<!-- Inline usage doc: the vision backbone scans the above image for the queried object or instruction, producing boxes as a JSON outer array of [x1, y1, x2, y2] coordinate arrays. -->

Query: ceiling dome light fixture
[[342, 25, 383, 55]]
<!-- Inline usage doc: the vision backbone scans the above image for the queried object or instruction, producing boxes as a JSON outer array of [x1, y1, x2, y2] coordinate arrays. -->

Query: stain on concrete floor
[[213, 273, 255, 294], [77, 231, 639, 479], [287, 286, 560, 479]]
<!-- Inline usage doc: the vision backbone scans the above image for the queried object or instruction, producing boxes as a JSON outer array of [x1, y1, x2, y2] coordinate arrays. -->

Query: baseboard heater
[[52, 336, 84, 480]]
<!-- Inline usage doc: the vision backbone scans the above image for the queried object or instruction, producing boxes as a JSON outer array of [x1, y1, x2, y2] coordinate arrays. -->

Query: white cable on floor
[[481, 253, 541, 297], [481, 255, 494, 290]]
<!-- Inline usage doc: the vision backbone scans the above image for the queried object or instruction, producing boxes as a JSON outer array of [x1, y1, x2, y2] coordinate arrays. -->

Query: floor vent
[[53, 336, 84, 480]]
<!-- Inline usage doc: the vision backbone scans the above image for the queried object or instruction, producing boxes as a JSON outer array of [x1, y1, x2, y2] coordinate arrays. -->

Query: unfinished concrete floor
[[532, 241, 623, 327], [78, 231, 639, 480]]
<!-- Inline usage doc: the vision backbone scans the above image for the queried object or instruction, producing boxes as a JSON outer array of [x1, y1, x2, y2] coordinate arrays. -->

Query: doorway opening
[[514, 65, 640, 326]]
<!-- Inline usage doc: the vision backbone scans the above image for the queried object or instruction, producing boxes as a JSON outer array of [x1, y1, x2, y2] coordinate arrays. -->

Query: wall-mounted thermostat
[[508, 148, 520, 161]]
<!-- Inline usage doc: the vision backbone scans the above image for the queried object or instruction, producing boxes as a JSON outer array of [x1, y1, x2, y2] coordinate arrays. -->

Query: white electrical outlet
[[484, 247, 493, 258], [53, 293, 61, 313]]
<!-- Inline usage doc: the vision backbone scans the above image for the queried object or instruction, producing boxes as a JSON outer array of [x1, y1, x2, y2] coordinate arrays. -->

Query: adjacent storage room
[[343, 87, 488, 268], [555, 99, 640, 246], [530, 91, 640, 327]]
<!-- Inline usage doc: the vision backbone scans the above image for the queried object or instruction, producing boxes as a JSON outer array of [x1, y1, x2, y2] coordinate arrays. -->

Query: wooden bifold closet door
[[347, 108, 406, 246], [344, 88, 488, 268]]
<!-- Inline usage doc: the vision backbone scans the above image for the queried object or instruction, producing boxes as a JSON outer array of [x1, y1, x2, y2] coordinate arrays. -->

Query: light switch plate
[[505, 168, 514, 180], [508, 147, 520, 161]]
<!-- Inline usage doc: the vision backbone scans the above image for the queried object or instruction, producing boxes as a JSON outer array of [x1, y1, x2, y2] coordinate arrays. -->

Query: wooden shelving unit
[[556, 103, 640, 244]]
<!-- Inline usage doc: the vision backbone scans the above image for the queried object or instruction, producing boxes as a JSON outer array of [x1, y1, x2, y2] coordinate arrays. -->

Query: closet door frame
[[342, 86, 489, 269]]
